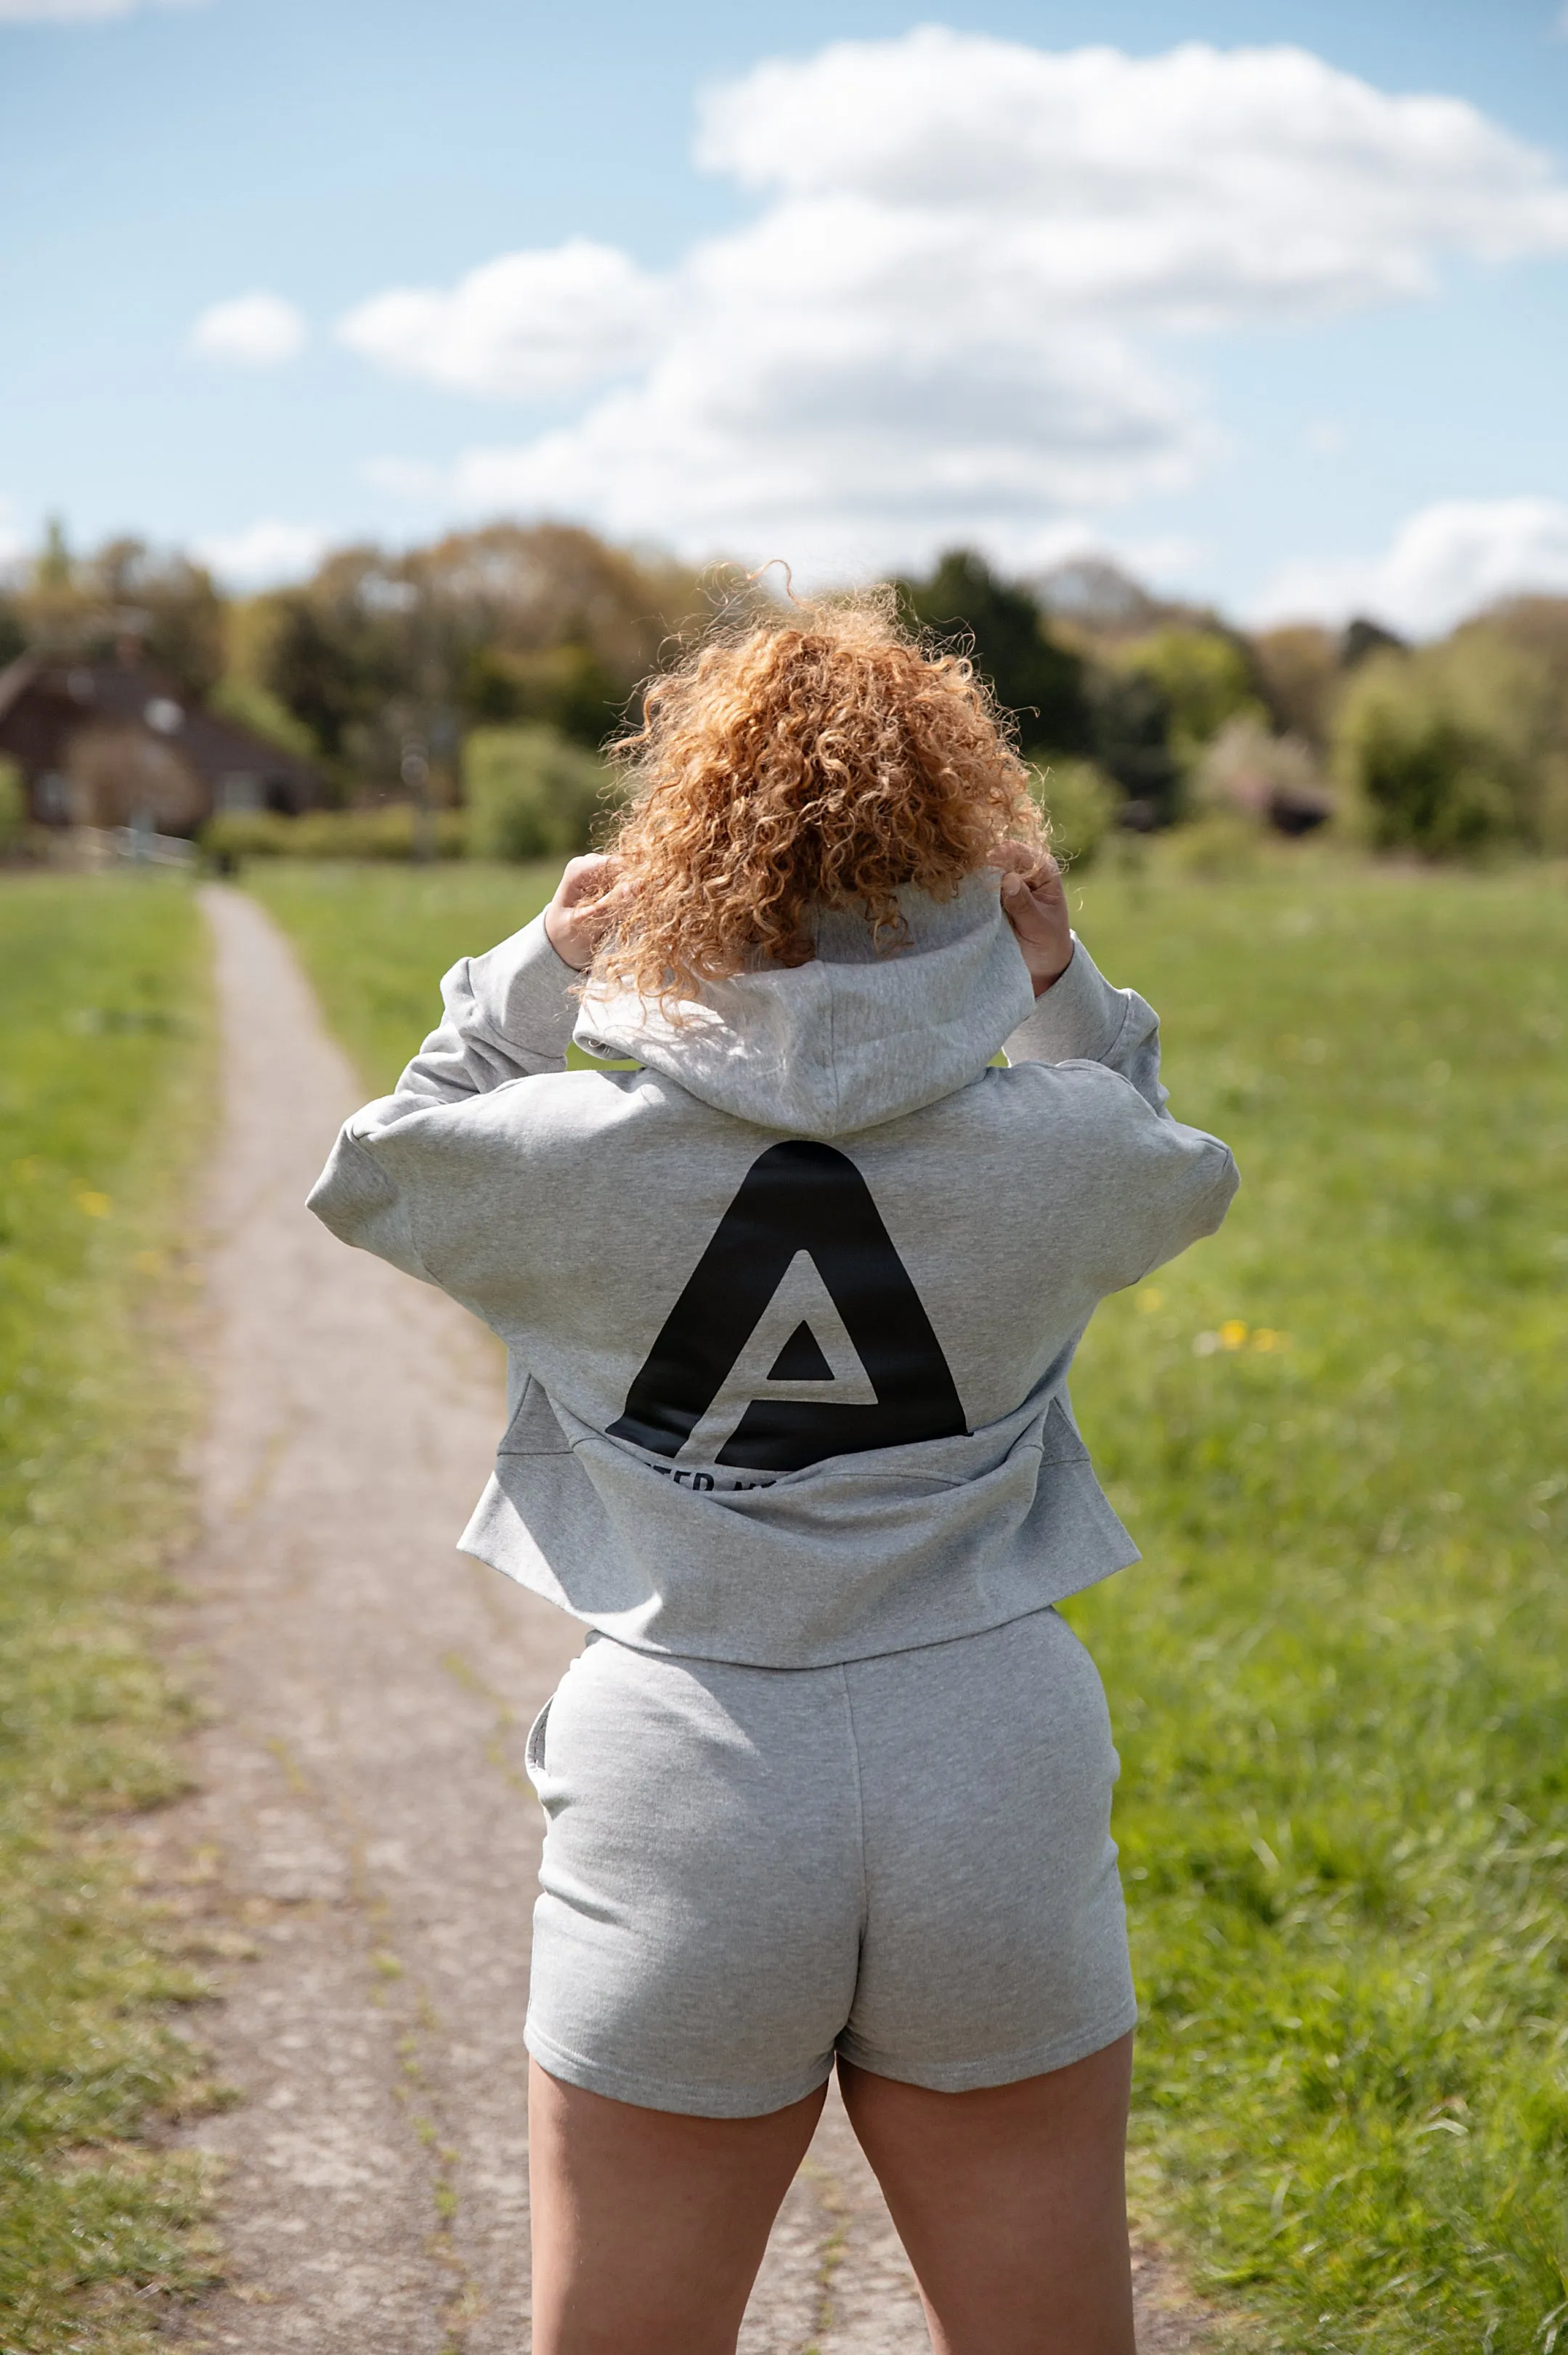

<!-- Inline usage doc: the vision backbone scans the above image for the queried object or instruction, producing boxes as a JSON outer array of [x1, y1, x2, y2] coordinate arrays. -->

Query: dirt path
[[155, 884, 1208, 2354]]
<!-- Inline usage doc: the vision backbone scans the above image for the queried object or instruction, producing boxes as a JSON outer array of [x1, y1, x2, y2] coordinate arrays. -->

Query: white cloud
[[343, 31, 1568, 572], [188, 292, 307, 368], [699, 33, 1568, 320], [1254, 498, 1568, 635], [0, 0, 203, 20], [194, 519, 327, 589], [338, 240, 662, 400]]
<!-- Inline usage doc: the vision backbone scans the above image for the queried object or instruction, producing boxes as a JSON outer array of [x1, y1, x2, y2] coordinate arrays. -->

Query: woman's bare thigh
[[528, 2034, 1136, 2355], [838, 2032, 1137, 2355], [527, 2059, 826, 2355]]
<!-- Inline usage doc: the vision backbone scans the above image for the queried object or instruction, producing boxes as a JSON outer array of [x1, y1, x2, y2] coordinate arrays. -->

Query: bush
[[0, 757, 24, 854], [201, 806, 467, 869], [1333, 634, 1551, 858], [463, 723, 621, 862], [1029, 757, 1121, 867], [1195, 716, 1333, 836], [1452, 599, 1568, 854]]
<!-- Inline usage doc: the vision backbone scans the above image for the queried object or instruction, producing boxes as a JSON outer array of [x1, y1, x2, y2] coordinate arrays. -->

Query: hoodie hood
[[573, 871, 1036, 1139]]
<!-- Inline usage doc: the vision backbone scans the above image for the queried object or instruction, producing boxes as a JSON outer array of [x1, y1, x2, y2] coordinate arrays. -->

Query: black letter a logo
[[607, 1141, 967, 1474]]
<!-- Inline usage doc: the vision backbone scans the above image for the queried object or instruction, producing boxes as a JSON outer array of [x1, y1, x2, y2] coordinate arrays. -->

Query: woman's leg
[[528, 2059, 828, 2355], [838, 2032, 1137, 2355]]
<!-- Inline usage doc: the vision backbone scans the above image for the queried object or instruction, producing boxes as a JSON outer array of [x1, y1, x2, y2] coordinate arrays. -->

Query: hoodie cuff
[[1002, 937, 1127, 1066], [466, 912, 582, 1062]]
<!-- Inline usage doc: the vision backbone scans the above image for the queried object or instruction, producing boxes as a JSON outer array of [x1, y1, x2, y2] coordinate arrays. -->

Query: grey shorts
[[523, 1606, 1135, 2118]]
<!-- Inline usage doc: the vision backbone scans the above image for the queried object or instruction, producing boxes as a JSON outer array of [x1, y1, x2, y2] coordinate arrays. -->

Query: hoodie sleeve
[[306, 915, 580, 1278], [1001, 936, 1169, 1114], [1004, 936, 1239, 1285], [371, 913, 580, 1112]]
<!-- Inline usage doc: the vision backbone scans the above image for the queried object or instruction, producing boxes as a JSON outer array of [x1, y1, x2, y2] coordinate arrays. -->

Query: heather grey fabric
[[307, 870, 1238, 1666], [523, 1609, 1137, 2117]]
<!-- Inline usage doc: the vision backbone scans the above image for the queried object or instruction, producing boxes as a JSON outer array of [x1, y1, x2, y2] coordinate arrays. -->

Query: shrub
[[1195, 716, 1333, 836], [1030, 757, 1121, 867], [1333, 634, 1550, 858], [1451, 599, 1568, 854], [200, 806, 467, 868], [463, 723, 621, 862]]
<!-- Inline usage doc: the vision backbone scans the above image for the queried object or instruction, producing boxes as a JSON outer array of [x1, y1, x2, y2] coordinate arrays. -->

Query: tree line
[[4, 521, 1565, 862]]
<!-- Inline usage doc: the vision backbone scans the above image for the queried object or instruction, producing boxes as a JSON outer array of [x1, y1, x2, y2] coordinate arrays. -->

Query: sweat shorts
[[522, 1605, 1136, 2119]]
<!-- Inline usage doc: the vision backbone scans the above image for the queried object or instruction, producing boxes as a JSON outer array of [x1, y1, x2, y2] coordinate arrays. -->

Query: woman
[[309, 593, 1238, 2355]]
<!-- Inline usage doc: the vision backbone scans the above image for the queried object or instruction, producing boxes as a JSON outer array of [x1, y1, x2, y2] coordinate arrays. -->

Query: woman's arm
[[386, 915, 581, 1113], [306, 859, 625, 1276], [344, 856, 622, 1125], [1001, 939, 1169, 1118], [996, 852, 1237, 1281], [304, 915, 577, 1280], [998, 858, 1169, 1117]]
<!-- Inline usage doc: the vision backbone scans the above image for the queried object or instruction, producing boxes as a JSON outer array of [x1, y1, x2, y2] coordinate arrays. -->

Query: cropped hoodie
[[307, 872, 1238, 1668]]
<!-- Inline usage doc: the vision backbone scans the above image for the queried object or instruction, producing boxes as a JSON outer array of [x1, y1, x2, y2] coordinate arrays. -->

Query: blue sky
[[2, 0, 1567, 630]]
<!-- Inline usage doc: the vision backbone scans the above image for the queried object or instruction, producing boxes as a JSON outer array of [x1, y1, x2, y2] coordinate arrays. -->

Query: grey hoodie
[[307, 871, 1238, 1668]]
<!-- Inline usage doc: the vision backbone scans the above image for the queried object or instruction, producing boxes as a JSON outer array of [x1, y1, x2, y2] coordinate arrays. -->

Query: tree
[[461, 640, 625, 740], [1453, 597, 1568, 852], [1333, 624, 1565, 857], [263, 567, 405, 772], [0, 601, 25, 671], [898, 550, 1091, 753], [464, 725, 620, 861], [1115, 628, 1265, 769], [257, 524, 706, 791], [1085, 667, 1179, 824], [12, 530, 224, 699], [1340, 615, 1407, 670], [1248, 623, 1340, 750]]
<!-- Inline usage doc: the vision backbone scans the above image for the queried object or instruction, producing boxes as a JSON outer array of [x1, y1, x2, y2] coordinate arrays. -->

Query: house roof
[[0, 652, 321, 790]]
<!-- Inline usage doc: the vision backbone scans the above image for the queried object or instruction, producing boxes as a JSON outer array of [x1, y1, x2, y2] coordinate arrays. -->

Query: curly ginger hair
[[592, 589, 1047, 1002]]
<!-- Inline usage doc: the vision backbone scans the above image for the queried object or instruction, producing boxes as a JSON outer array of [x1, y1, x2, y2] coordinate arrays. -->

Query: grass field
[[248, 860, 564, 1090], [0, 876, 216, 2350], [250, 854, 1568, 2355]]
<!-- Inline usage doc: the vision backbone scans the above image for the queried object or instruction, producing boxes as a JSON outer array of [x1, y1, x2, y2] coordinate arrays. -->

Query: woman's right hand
[[544, 856, 627, 972], [997, 848, 1073, 997]]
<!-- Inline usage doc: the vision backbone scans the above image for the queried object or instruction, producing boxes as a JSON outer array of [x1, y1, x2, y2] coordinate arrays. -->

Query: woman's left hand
[[997, 848, 1073, 997], [544, 856, 628, 972]]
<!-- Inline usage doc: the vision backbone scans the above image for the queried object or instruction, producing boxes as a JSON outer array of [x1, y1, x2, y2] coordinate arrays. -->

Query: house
[[0, 652, 323, 834]]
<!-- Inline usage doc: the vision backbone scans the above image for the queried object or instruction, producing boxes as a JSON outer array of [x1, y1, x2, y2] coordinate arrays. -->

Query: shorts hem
[[834, 1997, 1138, 2095], [524, 2019, 836, 2121]]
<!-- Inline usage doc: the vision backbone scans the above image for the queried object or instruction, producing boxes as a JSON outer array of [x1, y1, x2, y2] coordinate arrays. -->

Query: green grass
[[246, 860, 564, 1090], [251, 853, 1568, 2354], [1063, 858, 1568, 2354], [0, 875, 219, 2349]]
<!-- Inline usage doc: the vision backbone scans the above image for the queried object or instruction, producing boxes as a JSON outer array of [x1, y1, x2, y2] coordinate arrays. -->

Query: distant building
[[0, 652, 322, 833]]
